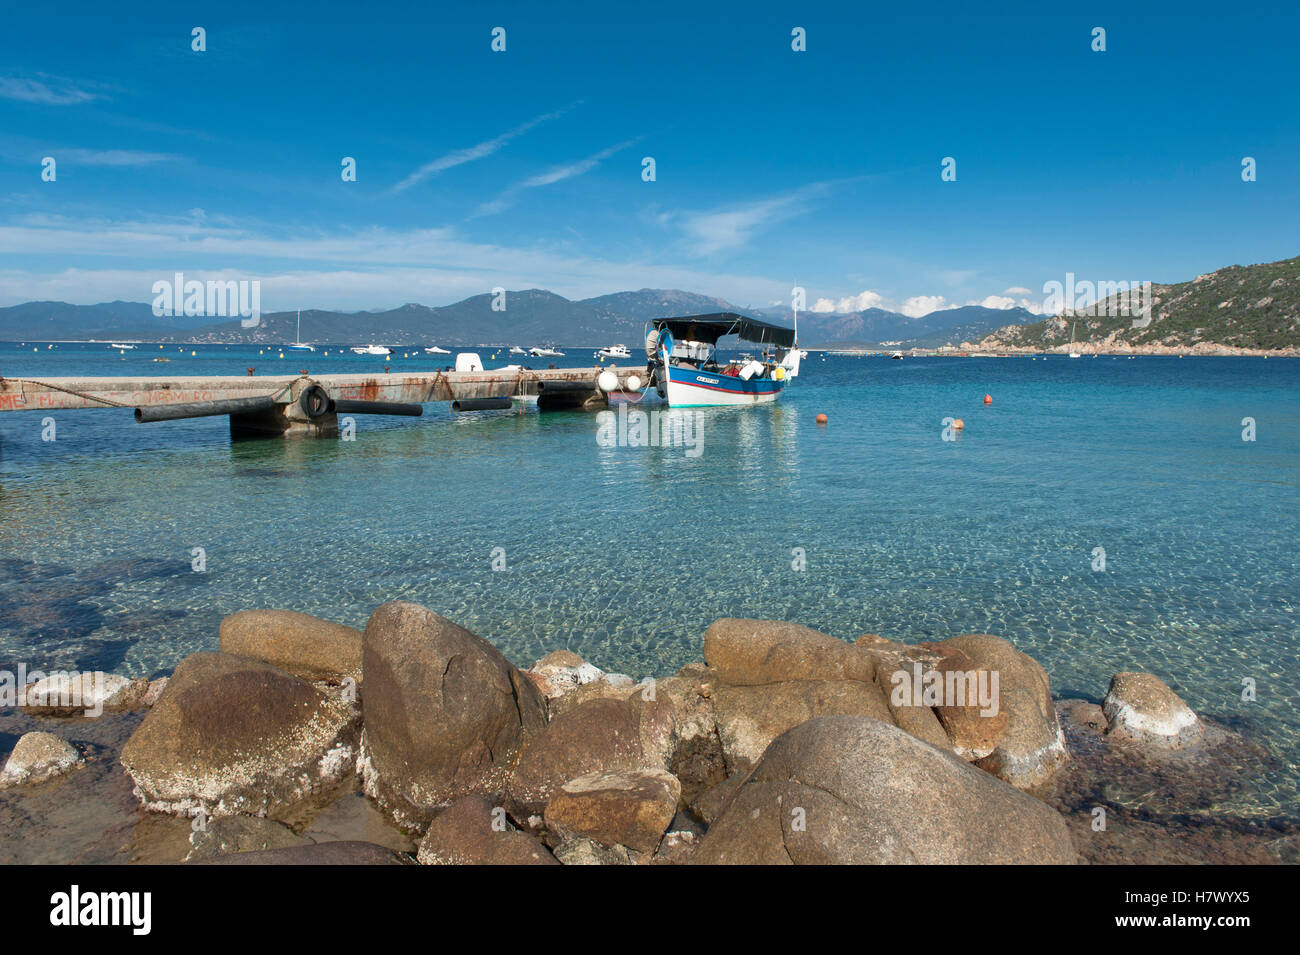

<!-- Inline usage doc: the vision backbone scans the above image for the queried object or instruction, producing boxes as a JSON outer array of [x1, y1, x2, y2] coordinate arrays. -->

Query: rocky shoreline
[[959, 342, 1300, 357], [1, 603, 1295, 864]]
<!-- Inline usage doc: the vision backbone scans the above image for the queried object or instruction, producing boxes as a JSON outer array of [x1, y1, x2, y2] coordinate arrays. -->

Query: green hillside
[[977, 255, 1300, 351]]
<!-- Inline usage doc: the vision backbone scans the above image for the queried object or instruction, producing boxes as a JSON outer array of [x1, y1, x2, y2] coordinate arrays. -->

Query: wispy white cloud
[[519, 138, 638, 189], [0, 74, 100, 105], [474, 138, 639, 217], [807, 287, 1048, 317], [0, 213, 790, 310], [391, 102, 581, 193], [57, 148, 180, 166], [811, 290, 953, 317], [811, 290, 886, 313], [968, 293, 1046, 314], [672, 182, 829, 255], [900, 294, 951, 317]]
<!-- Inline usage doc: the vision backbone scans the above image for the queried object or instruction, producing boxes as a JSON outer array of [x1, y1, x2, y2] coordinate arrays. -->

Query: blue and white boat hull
[[663, 363, 785, 407]]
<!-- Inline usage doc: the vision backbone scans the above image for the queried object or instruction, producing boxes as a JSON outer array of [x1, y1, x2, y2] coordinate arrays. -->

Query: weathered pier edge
[[0, 366, 644, 438]]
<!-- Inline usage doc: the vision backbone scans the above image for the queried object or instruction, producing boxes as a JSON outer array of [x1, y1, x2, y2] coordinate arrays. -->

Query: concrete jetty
[[0, 365, 645, 437]]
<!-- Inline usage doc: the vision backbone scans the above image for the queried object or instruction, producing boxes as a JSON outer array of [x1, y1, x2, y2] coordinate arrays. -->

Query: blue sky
[[0, 0, 1296, 315]]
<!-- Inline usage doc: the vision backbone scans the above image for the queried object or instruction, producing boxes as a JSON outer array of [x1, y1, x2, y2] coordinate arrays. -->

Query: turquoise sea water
[[1, 343, 1297, 817]]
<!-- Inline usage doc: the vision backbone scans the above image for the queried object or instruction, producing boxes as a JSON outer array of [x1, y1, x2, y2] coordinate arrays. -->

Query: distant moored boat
[[287, 310, 314, 351]]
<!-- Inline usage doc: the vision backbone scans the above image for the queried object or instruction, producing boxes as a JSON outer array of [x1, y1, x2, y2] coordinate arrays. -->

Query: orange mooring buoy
[[984, 394, 992, 404], [952, 418, 965, 430], [816, 413, 828, 425]]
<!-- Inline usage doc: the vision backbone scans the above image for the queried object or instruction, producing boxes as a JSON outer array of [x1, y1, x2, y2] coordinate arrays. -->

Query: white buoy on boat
[[597, 370, 618, 392], [626, 374, 642, 391]]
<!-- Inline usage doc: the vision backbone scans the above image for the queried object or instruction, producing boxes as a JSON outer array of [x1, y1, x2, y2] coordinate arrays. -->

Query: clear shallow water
[[1, 343, 1297, 818]]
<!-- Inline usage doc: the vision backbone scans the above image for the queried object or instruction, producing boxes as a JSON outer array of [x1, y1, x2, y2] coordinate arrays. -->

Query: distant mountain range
[[6, 254, 1297, 351], [976, 255, 1300, 353], [0, 300, 217, 340], [0, 288, 1039, 349]]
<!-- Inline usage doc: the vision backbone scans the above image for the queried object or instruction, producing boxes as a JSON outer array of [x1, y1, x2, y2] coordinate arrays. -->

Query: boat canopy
[[651, 312, 796, 348]]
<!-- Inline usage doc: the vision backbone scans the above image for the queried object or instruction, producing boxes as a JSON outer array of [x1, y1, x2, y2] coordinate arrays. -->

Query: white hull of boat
[[664, 372, 784, 408]]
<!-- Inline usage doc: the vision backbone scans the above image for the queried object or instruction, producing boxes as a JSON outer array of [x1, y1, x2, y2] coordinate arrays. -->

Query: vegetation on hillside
[[978, 256, 1300, 351]]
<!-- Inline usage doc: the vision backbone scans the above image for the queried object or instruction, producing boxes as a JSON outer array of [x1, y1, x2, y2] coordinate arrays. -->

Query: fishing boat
[[287, 310, 314, 351], [529, 345, 565, 357], [595, 344, 632, 359], [351, 344, 392, 356], [647, 312, 800, 407], [424, 345, 451, 354]]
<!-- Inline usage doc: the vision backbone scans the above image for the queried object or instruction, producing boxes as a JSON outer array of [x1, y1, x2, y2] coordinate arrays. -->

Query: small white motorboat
[[424, 345, 451, 354], [529, 345, 565, 357], [509, 346, 526, 354], [595, 344, 632, 359], [351, 344, 392, 356], [108, 343, 137, 350]]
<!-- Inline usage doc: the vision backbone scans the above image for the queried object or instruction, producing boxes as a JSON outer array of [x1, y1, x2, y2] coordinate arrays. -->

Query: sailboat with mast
[[1068, 321, 1081, 358], [287, 309, 314, 352]]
